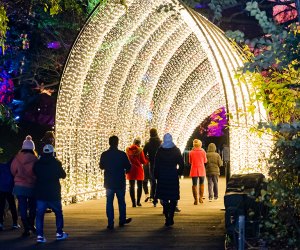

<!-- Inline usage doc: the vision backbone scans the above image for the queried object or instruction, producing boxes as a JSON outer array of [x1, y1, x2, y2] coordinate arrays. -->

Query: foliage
[[0, 4, 9, 53], [230, 1, 300, 248]]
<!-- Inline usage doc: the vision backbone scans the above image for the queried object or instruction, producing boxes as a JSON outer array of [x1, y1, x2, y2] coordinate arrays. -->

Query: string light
[[56, 0, 272, 203]]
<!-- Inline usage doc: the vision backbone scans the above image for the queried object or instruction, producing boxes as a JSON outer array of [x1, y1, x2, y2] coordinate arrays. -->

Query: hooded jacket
[[154, 146, 184, 201], [11, 151, 38, 188], [33, 154, 66, 201], [126, 145, 148, 180], [206, 143, 223, 176]]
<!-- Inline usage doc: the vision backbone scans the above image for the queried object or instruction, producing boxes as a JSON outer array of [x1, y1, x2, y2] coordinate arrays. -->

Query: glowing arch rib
[[56, 0, 271, 202]]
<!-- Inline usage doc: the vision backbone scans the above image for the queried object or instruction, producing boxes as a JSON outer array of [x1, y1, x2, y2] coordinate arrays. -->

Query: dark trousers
[[0, 191, 18, 224], [106, 188, 126, 226], [207, 175, 219, 199], [142, 179, 149, 195], [129, 180, 143, 205], [36, 200, 64, 236], [149, 164, 157, 203], [17, 195, 36, 232]]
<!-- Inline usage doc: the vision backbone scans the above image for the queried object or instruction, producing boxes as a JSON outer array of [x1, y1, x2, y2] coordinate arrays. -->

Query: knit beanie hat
[[161, 133, 175, 148], [150, 128, 158, 137], [22, 135, 35, 150], [193, 139, 202, 148]]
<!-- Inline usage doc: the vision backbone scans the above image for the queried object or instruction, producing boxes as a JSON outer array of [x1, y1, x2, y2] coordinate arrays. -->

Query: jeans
[[207, 175, 219, 199], [36, 200, 64, 236], [106, 188, 126, 226], [0, 191, 18, 224], [17, 195, 36, 231]]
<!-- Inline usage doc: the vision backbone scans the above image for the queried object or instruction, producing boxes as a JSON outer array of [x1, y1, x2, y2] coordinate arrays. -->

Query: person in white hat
[[11, 135, 38, 237], [33, 144, 68, 243]]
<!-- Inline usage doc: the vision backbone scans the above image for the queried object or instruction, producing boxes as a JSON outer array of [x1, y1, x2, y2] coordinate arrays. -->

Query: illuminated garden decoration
[[55, 0, 272, 203], [207, 107, 227, 137]]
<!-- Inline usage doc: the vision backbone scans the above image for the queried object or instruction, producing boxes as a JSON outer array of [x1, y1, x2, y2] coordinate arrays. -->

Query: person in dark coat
[[143, 128, 161, 206], [0, 159, 20, 230], [100, 135, 132, 229], [154, 133, 184, 227], [33, 144, 68, 243]]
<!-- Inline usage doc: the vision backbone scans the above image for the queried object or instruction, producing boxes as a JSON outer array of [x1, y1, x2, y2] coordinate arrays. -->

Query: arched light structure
[[56, 0, 271, 202]]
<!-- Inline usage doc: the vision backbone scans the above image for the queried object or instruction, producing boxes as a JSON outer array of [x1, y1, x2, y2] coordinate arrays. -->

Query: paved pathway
[[0, 177, 226, 250]]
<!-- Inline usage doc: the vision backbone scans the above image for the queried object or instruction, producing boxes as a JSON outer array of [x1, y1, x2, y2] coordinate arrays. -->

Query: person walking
[[126, 137, 148, 207], [100, 135, 132, 229], [206, 143, 223, 201], [33, 144, 68, 243], [189, 139, 207, 204], [143, 128, 161, 207], [0, 158, 20, 231], [11, 135, 38, 237], [154, 133, 184, 227]]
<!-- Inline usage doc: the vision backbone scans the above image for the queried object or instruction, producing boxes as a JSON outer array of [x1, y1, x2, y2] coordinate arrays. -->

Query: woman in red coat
[[126, 138, 148, 207], [189, 139, 207, 204]]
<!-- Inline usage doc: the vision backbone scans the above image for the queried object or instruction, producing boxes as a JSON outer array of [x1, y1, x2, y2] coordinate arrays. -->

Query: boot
[[168, 201, 176, 226], [129, 188, 136, 207], [199, 184, 204, 203], [21, 218, 30, 237], [137, 186, 142, 206], [163, 202, 170, 226], [192, 185, 198, 205]]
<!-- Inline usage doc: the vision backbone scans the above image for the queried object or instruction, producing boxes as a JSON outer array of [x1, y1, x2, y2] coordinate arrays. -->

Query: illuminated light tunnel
[[55, 0, 271, 203]]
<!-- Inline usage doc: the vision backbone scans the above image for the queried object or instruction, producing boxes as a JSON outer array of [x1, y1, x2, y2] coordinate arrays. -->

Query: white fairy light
[[56, 0, 272, 203]]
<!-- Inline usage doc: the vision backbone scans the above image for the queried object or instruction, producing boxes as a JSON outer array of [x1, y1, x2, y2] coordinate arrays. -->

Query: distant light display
[[207, 107, 227, 137], [56, 0, 272, 203], [0, 69, 14, 105]]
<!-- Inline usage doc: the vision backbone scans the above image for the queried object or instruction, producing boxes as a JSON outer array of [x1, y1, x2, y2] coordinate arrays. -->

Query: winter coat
[[189, 148, 207, 177], [33, 154, 66, 201], [206, 143, 223, 176], [100, 146, 131, 189], [11, 151, 38, 189], [126, 145, 148, 180], [143, 136, 161, 166], [0, 160, 14, 192], [154, 146, 184, 201]]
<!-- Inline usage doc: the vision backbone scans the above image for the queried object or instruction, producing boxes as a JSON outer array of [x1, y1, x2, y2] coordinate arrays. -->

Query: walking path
[[0, 177, 226, 250]]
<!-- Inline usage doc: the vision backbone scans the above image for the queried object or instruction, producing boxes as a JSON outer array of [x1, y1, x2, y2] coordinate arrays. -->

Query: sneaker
[[209, 198, 213, 202], [56, 232, 68, 240], [107, 224, 114, 230], [137, 203, 142, 207], [119, 218, 132, 227], [144, 197, 150, 202], [12, 224, 21, 229], [37, 235, 47, 243], [214, 197, 219, 201]]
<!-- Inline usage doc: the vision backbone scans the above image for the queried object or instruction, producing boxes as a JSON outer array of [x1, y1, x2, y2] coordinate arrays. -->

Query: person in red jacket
[[189, 139, 207, 204], [11, 135, 38, 236], [126, 137, 148, 207]]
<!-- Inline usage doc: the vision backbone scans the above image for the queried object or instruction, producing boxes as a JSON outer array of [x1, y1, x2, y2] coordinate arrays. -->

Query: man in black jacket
[[143, 128, 161, 206], [33, 144, 68, 243], [100, 136, 132, 229]]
